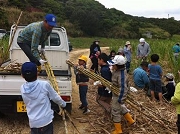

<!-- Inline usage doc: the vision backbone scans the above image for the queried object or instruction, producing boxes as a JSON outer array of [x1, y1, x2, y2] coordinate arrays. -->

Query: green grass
[[1, 36, 180, 81], [69, 36, 180, 82]]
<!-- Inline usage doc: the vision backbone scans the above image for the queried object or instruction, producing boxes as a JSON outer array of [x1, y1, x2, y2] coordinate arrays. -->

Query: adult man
[[133, 61, 150, 91], [17, 14, 57, 71], [172, 43, 180, 61], [124, 41, 132, 73], [136, 38, 151, 61]]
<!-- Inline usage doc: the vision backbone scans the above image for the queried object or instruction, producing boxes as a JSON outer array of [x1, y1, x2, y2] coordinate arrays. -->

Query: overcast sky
[[96, 0, 180, 20]]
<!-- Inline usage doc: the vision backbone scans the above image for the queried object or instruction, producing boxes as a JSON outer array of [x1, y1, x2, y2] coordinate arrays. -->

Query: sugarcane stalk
[[66, 59, 174, 131], [41, 54, 68, 134]]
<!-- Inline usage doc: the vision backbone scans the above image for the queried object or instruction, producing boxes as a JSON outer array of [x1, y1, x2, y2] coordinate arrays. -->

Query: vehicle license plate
[[17, 101, 27, 112]]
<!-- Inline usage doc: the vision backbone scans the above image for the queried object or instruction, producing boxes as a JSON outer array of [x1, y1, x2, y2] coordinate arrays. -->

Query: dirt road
[[0, 47, 176, 134], [0, 47, 112, 134]]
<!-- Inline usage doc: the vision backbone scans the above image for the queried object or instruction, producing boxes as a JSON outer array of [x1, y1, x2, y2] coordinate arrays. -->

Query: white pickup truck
[[0, 24, 72, 114]]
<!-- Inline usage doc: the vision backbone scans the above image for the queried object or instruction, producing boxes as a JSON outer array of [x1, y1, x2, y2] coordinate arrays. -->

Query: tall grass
[[69, 36, 180, 82]]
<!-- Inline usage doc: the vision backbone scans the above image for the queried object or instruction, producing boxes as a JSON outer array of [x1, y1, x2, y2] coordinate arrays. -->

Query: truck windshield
[[50, 33, 60, 46]]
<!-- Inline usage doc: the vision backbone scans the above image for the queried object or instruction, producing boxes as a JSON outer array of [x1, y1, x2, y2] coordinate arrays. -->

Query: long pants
[[177, 114, 180, 134], [96, 94, 112, 113], [18, 42, 41, 66], [79, 85, 88, 107], [31, 122, 53, 134], [90, 57, 99, 73], [111, 95, 128, 122], [126, 61, 130, 73]]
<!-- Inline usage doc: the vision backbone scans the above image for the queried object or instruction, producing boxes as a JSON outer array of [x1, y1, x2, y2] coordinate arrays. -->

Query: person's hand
[[39, 59, 47, 65], [40, 48, 45, 54]]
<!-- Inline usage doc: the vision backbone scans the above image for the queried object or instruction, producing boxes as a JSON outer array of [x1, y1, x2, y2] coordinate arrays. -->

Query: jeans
[[126, 61, 130, 73], [31, 122, 53, 134], [79, 85, 88, 107], [17, 42, 41, 66]]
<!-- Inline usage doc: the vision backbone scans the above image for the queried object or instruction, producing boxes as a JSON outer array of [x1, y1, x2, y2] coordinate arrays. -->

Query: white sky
[[96, 0, 180, 20]]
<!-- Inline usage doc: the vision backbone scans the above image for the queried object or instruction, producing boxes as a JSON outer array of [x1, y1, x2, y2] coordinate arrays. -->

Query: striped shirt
[[17, 21, 51, 60]]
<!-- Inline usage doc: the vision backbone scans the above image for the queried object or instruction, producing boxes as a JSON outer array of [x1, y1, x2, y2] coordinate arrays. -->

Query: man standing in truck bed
[[17, 14, 57, 71]]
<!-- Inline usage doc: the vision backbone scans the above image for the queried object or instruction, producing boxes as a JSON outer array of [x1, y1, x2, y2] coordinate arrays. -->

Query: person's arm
[[142, 72, 150, 84], [146, 43, 151, 56], [31, 30, 41, 60], [136, 45, 140, 57], [171, 83, 180, 105], [46, 82, 66, 107]]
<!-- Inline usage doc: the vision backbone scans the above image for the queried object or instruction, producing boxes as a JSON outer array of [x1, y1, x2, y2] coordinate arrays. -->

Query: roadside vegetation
[[1, 35, 180, 81]]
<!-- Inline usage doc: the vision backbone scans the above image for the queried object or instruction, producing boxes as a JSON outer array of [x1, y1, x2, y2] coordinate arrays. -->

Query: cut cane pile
[[82, 78, 177, 134]]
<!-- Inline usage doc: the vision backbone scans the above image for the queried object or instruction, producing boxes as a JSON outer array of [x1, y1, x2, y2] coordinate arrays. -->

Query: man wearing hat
[[17, 14, 57, 72], [137, 38, 151, 61], [124, 41, 132, 73]]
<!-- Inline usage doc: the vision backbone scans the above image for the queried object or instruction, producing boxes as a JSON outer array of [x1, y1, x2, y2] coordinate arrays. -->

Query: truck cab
[[0, 25, 72, 114]]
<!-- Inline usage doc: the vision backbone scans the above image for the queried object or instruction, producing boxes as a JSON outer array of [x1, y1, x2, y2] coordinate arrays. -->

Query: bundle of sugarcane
[[41, 53, 60, 94], [41, 53, 69, 134], [66, 59, 174, 132], [0, 62, 22, 73]]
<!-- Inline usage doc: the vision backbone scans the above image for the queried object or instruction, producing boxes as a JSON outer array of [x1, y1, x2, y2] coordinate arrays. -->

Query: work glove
[[39, 59, 47, 65], [40, 48, 45, 54], [105, 87, 111, 93], [93, 81, 102, 86]]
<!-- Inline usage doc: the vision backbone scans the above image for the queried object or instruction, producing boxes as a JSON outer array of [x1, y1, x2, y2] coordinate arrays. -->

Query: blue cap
[[21, 62, 37, 76], [45, 14, 57, 27]]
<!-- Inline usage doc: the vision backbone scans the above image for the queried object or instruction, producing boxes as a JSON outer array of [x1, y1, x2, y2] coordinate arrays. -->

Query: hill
[[1, 0, 180, 39]]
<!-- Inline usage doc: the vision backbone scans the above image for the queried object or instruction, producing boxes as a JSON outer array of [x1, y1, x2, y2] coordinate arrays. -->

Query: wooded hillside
[[1, 0, 180, 39]]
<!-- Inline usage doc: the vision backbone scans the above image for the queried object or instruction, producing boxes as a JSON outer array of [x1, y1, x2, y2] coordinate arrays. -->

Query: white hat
[[125, 41, 130, 45], [107, 55, 126, 65], [165, 73, 174, 79], [139, 38, 145, 43]]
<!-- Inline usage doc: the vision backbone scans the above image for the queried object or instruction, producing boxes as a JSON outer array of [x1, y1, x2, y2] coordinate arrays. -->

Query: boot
[[111, 123, 122, 134], [124, 113, 135, 126]]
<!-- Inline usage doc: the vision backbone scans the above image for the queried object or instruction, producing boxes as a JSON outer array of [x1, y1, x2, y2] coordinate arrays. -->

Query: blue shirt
[[133, 67, 149, 88], [124, 46, 132, 62], [172, 45, 180, 53], [148, 64, 162, 80]]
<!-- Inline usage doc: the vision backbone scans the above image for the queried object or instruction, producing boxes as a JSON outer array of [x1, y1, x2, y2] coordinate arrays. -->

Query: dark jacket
[[74, 65, 89, 84], [98, 64, 112, 97], [89, 42, 101, 58]]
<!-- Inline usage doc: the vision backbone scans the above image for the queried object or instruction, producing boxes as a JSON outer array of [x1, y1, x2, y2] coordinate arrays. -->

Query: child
[[163, 73, 175, 101], [96, 53, 112, 114], [109, 50, 116, 60], [148, 54, 163, 103], [74, 55, 90, 114], [171, 71, 180, 134], [108, 55, 135, 134], [21, 62, 66, 134]]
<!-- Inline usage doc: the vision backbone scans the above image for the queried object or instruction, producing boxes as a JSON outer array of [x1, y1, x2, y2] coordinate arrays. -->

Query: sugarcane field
[[0, 47, 178, 134]]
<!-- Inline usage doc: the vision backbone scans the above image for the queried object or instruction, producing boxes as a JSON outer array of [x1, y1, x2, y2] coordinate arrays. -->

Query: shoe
[[83, 109, 90, 114], [78, 105, 85, 110]]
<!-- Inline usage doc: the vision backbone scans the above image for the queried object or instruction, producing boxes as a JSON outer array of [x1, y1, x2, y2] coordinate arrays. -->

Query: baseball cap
[[78, 55, 88, 63], [45, 14, 57, 27], [107, 55, 126, 65], [118, 48, 124, 53], [139, 38, 145, 43], [21, 62, 37, 76], [165, 73, 174, 79]]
